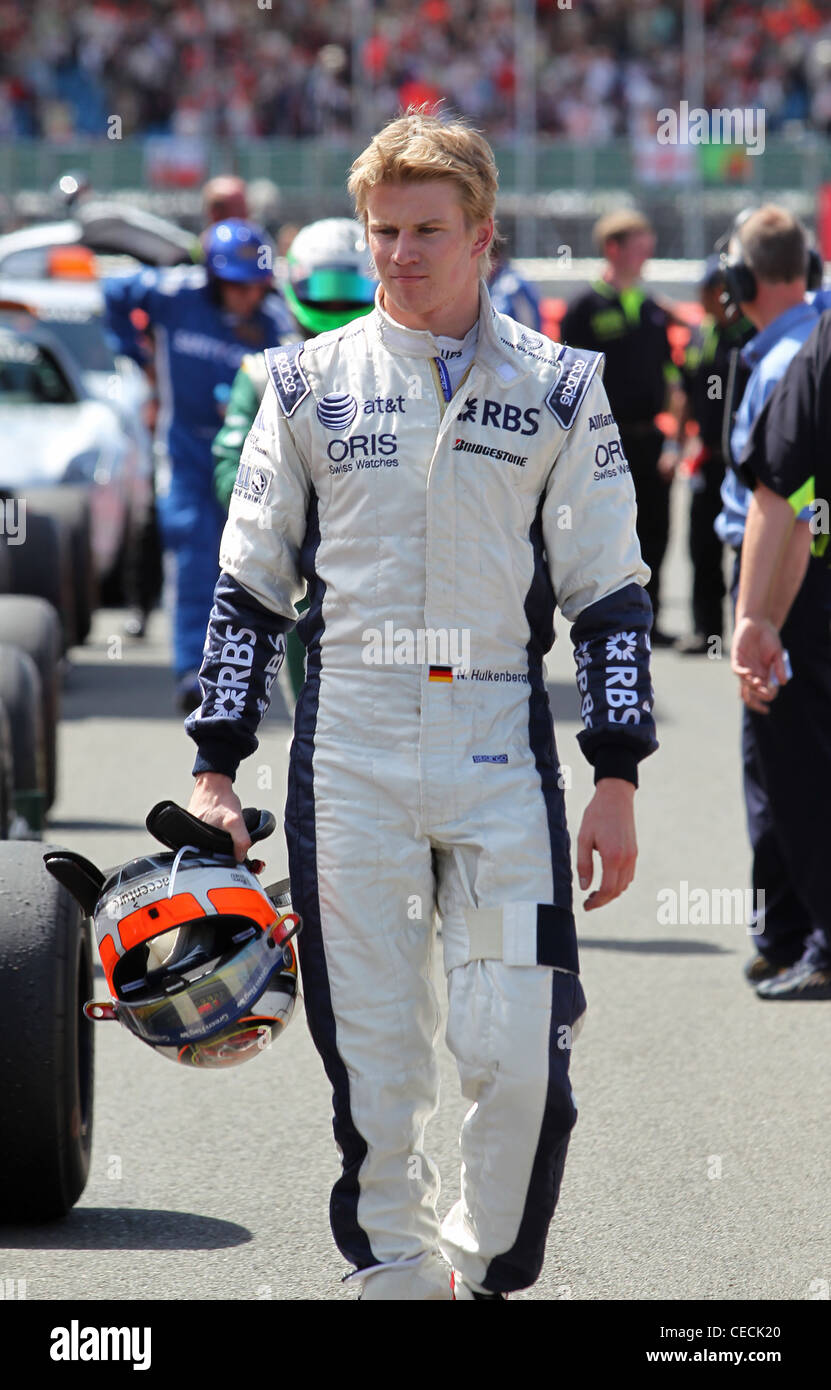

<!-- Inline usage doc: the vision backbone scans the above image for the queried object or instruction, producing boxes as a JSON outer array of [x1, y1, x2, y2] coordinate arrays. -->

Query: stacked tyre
[[0, 842, 94, 1220], [0, 501, 95, 1219], [2, 486, 92, 653], [0, 484, 89, 835], [0, 596, 62, 837]]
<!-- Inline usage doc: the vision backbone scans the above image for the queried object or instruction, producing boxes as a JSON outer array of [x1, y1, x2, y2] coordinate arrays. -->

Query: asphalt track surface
[[2, 484, 830, 1305]]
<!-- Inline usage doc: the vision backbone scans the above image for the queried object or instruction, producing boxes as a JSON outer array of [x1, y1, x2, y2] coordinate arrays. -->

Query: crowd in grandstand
[[1, 0, 831, 142]]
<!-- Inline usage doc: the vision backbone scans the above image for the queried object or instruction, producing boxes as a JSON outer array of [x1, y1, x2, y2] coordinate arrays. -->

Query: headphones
[[717, 214, 822, 307], [718, 250, 758, 308]]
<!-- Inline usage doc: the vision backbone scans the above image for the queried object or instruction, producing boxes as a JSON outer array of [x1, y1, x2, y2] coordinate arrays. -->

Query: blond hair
[[593, 209, 653, 253], [348, 110, 498, 276]]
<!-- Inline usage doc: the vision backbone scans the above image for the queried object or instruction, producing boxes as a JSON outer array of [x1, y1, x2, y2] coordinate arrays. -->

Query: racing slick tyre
[[0, 841, 94, 1221], [25, 487, 96, 647], [5, 506, 76, 650], [0, 699, 13, 839], [0, 643, 46, 836], [0, 596, 62, 813]]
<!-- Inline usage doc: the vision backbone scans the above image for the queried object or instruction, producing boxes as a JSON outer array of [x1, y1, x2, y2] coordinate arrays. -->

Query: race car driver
[[104, 219, 296, 711], [184, 112, 658, 1300]]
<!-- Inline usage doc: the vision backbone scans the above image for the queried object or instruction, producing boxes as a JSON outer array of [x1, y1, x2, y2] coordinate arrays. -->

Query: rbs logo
[[457, 396, 540, 436]]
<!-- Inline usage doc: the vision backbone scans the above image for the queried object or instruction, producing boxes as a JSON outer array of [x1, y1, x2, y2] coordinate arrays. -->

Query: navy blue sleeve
[[570, 582, 658, 788], [103, 269, 161, 367], [184, 571, 295, 781]]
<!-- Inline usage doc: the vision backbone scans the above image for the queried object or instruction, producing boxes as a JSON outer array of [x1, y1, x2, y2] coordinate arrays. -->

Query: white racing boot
[[350, 1251, 453, 1301], [450, 1270, 508, 1301]]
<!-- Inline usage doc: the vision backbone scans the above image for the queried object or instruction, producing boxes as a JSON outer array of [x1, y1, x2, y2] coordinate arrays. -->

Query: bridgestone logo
[[452, 437, 527, 467]]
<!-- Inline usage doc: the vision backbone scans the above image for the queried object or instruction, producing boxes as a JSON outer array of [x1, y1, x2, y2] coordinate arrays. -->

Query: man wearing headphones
[[715, 204, 831, 998], [672, 257, 753, 654]]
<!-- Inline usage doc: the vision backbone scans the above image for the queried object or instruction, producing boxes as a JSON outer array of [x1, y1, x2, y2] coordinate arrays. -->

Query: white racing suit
[[186, 285, 657, 1298]]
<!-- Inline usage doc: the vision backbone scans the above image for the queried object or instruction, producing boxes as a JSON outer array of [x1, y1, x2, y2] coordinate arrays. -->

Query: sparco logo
[[545, 346, 599, 430], [274, 352, 297, 393], [316, 392, 358, 430], [453, 437, 527, 468], [266, 342, 309, 417], [559, 357, 589, 406]]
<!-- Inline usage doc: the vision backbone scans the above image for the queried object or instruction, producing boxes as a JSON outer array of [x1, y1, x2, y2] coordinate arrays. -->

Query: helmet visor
[[290, 267, 376, 305], [172, 1020, 277, 1068], [170, 972, 298, 1069], [117, 919, 297, 1049]]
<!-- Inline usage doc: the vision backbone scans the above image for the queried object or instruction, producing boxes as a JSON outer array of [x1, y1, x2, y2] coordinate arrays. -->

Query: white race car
[[0, 309, 149, 644]]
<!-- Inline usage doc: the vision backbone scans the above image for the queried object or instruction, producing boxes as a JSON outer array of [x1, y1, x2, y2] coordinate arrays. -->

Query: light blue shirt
[[716, 300, 823, 547]]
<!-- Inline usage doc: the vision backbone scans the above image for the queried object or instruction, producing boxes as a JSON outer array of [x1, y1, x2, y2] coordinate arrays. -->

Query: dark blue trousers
[[735, 551, 831, 970]]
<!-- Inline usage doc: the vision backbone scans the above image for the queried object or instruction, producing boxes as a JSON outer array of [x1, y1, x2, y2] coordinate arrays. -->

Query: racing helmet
[[44, 802, 300, 1069], [284, 218, 376, 335], [205, 218, 274, 283]]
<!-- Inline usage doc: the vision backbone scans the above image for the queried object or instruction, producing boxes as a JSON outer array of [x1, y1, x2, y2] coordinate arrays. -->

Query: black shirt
[[740, 308, 831, 518], [681, 316, 754, 452], [560, 280, 675, 425]]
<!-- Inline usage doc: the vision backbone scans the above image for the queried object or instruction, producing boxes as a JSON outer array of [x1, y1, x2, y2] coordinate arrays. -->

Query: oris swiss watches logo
[[317, 393, 358, 430]]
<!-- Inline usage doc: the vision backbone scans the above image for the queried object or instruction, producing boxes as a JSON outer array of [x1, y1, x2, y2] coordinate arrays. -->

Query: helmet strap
[[168, 844, 201, 899]]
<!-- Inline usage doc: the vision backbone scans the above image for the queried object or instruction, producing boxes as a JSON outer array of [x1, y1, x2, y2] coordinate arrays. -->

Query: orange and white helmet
[[45, 802, 300, 1068]]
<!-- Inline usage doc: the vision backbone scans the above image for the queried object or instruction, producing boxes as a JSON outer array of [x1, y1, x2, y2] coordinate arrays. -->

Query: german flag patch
[[428, 666, 453, 683]]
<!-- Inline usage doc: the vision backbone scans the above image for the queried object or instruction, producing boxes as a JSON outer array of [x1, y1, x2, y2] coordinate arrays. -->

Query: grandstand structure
[[1, 1, 829, 259]]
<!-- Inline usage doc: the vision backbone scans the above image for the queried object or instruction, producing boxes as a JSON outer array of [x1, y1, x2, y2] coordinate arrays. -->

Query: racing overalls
[[186, 285, 658, 1296]]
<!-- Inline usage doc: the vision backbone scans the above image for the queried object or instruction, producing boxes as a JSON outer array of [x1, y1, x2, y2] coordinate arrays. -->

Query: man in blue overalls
[[105, 219, 295, 709]]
